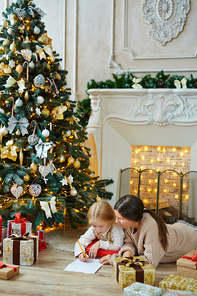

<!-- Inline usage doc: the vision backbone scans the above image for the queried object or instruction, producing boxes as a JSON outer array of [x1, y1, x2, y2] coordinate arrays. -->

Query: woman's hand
[[89, 241, 100, 259], [99, 254, 112, 265], [123, 250, 133, 257], [79, 252, 89, 262]]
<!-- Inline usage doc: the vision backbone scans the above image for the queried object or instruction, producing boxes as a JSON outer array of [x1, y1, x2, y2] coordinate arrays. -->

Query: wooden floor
[[0, 246, 177, 296]]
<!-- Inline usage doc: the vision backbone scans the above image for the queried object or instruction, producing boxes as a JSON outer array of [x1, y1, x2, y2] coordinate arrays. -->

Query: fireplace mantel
[[86, 88, 197, 220]]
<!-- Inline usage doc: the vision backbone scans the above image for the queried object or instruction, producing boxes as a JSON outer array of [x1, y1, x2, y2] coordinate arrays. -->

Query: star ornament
[[17, 79, 26, 93], [60, 177, 68, 186]]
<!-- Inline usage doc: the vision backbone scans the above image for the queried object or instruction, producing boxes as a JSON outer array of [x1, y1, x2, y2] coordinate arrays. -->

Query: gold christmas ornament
[[41, 108, 50, 116], [16, 129, 21, 136], [38, 36, 48, 45], [24, 91, 29, 103], [60, 155, 65, 162], [73, 159, 80, 169], [0, 177, 2, 182], [65, 101, 70, 109], [2, 39, 11, 46], [16, 64, 23, 74], [10, 42, 16, 52], [70, 187, 77, 196], [19, 148, 23, 166], [23, 174, 30, 181], [55, 73, 61, 80], [30, 162, 37, 173], [68, 156, 75, 165], [0, 46, 5, 54]]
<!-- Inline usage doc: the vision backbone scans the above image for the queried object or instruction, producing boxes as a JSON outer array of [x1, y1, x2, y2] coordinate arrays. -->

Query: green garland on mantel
[[77, 70, 197, 127]]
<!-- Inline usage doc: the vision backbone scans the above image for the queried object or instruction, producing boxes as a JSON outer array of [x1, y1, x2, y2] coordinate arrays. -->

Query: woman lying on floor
[[100, 195, 197, 268]]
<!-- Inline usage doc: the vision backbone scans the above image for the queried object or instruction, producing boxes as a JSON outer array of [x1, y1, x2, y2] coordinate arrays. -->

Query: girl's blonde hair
[[87, 200, 116, 225]]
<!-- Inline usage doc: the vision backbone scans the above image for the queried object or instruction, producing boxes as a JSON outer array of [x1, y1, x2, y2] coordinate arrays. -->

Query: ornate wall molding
[[109, 0, 197, 74], [142, 0, 190, 46]]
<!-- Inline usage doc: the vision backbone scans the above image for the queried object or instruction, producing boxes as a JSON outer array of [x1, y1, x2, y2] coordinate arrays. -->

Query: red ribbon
[[181, 253, 197, 269], [8, 213, 29, 236], [39, 240, 47, 252], [0, 261, 16, 272]]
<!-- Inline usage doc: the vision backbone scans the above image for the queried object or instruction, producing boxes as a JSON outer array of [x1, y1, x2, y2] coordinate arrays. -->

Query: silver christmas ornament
[[37, 96, 44, 104], [15, 98, 23, 107], [34, 74, 45, 87], [7, 28, 13, 35], [29, 61, 35, 69], [29, 183, 42, 197], [34, 26, 40, 35], [28, 133, 39, 146], [42, 129, 50, 138]]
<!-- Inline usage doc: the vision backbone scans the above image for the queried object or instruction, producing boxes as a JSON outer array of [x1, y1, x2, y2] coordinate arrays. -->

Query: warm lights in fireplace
[[130, 145, 190, 216]]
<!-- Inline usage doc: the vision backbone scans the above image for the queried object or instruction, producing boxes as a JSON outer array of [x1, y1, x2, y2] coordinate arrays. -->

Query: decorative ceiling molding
[[142, 0, 190, 46]]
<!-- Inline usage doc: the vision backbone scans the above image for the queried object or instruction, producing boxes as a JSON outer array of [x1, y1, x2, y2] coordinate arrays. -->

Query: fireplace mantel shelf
[[86, 88, 197, 221]]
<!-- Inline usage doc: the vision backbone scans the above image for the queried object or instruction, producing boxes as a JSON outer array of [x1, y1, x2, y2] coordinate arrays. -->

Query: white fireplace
[[86, 88, 197, 221]]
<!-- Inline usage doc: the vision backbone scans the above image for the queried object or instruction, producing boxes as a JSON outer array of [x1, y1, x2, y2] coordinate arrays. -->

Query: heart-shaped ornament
[[39, 165, 51, 177], [10, 184, 23, 199]]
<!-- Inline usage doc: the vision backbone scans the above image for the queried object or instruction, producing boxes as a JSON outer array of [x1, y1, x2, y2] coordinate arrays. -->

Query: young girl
[[74, 200, 124, 262]]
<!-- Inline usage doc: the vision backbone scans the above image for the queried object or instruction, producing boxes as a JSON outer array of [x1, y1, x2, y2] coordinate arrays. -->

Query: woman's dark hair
[[114, 195, 169, 251]]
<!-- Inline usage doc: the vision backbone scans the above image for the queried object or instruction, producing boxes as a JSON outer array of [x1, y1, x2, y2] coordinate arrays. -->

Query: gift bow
[[35, 139, 53, 159], [3, 76, 26, 92], [174, 78, 187, 89], [28, 5, 46, 17], [39, 240, 47, 252], [182, 253, 197, 269], [35, 45, 54, 60], [7, 116, 29, 136], [116, 257, 148, 283], [40, 197, 57, 219], [1, 140, 18, 161], [132, 77, 143, 89], [8, 213, 29, 236], [0, 261, 17, 272]]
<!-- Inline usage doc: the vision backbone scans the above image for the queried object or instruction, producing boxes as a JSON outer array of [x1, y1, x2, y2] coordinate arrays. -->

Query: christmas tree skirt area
[[45, 225, 88, 252]]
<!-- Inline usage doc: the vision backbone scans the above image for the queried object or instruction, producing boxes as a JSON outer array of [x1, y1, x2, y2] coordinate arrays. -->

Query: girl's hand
[[89, 241, 100, 259], [123, 250, 133, 258], [79, 252, 89, 262], [99, 254, 112, 265]]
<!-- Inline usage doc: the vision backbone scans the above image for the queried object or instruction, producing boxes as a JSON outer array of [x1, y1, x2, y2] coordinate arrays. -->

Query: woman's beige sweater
[[119, 213, 197, 268]]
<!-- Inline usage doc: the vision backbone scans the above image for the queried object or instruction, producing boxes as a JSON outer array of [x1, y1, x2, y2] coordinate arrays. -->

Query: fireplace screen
[[119, 145, 197, 224]]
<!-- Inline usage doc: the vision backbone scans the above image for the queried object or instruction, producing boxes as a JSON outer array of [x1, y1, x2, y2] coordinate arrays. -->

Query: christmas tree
[[0, 0, 113, 230]]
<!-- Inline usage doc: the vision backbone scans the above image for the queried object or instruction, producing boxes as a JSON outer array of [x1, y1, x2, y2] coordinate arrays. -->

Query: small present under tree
[[0, 0, 113, 230]]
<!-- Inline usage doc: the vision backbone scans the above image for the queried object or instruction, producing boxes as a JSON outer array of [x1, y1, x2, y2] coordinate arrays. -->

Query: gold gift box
[[159, 274, 197, 292], [0, 263, 19, 280], [177, 250, 197, 280], [3, 235, 38, 266], [113, 256, 155, 289]]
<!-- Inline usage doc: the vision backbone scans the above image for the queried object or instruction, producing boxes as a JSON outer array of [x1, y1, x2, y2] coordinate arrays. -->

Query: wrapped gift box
[[159, 274, 197, 293], [36, 230, 45, 241], [163, 288, 197, 295], [0, 261, 19, 280], [177, 250, 197, 280], [7, 213, 32, 236], [3, 234, 38, 266], [113, 256, 155, 289], [123, 282, 162, 296]]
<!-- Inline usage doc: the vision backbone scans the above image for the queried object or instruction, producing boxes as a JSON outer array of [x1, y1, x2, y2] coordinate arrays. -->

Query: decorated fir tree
[[0, 0, 113, 230]]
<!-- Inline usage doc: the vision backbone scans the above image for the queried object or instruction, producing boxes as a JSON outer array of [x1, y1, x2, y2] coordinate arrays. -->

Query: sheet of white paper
[[64, 258, 102, 274]]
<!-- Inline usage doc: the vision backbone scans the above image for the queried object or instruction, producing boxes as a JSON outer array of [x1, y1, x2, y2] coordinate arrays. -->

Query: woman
[[100, 195, 197, 268]]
